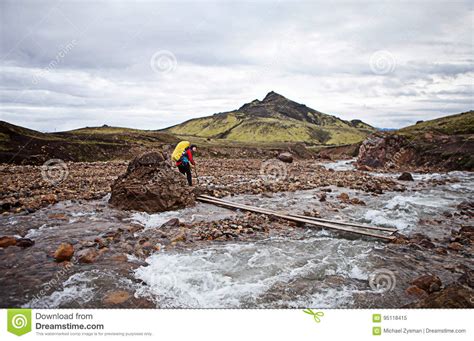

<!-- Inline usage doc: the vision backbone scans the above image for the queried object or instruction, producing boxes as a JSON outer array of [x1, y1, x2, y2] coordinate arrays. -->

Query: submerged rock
[[15, 238, 35, 248], [109, 152, 195, 213], [54, 243, 74, 262], [161, 218, 180, 228], [410, 274, 442, 293], [447, 242, 463, 251], [103, 290, 131, 305], [398, 172, 414, 181], [0, 236, 17, 248], [405, 285, 428, 298], [76, 248, 98, 263]]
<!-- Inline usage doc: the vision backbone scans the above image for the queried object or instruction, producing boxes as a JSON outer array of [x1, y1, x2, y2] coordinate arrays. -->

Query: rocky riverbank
[[1, 157, 408, 215]]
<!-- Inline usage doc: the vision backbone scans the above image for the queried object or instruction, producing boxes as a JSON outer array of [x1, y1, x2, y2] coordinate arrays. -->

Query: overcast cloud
[[0, 0, 472, 132]]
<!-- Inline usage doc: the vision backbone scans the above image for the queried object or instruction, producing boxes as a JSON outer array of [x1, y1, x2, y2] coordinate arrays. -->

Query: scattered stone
[[418, 239, 435, 249], [0, 236, 17, 248], [94, 238, 108, 249], [161, 218, 180, 228], [442, 211, 453, 218], [54, 243, 74, 262], [398, 172, 414, 181], [410, 274, 442, 293], [277, 152, 293, 163], [350, 198, 366, 205], [40, 194, 58, 205], [448, 242, 463, 251], [434, 247, 448, 255], [337, 192, 350, 203], [319, 193, 327, 202], [406, 284, 473, 308], [103, 290, 130, 305], [170, 231, 186, 243], [48, 213, 68, 220], [405, 285, 428, 298], [76, 248, 98, 263], [15, 238, 34, 248]]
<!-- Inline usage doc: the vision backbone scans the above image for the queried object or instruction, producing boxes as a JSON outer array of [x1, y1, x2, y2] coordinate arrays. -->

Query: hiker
[[172, 141, 197, 186]]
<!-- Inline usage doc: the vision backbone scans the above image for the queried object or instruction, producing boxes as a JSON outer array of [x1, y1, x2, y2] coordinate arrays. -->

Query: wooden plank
[[198, 194, 397, 232], [287, 214, 397, 232], [197, 196, 395, 241]]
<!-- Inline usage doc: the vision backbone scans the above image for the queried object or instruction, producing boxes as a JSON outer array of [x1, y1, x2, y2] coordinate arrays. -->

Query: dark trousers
[[177, 163, 192, 186]]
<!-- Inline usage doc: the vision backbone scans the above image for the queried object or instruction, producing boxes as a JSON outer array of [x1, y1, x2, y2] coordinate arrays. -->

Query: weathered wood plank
[[199, 194, 397, 232], [197, 195, 396, 241]]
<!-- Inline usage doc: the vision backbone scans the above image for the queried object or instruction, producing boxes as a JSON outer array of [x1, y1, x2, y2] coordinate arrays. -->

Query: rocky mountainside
[[357, 111, 474, 171], [164, 91, 376, 145]]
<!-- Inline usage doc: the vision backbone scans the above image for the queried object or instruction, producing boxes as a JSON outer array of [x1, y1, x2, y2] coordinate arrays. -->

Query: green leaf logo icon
[[7, 309, 32, 336], [303, 308, 324, 323]]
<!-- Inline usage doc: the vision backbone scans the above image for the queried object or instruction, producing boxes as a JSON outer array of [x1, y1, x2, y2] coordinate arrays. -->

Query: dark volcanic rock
[[109, 152, 195, 213], [406, 284, 473, 308], [161, 218, 180, 228], [398, 172, 414, 181], [410, 274, 442, 293], [15, 238, 35, 248], [277, 152, 294, 163], [357, 134, 416, 169]]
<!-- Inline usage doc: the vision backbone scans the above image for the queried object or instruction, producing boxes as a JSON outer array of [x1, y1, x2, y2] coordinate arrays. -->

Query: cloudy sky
[[0, 0, 472, 132]]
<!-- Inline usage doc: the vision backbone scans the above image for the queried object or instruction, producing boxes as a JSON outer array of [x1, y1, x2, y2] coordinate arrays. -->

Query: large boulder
[[109, 152, 195, 213], [357, 133, 416, 169]]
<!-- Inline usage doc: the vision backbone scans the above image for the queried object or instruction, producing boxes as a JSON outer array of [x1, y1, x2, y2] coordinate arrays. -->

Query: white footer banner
[[0, 309, 472, 340]]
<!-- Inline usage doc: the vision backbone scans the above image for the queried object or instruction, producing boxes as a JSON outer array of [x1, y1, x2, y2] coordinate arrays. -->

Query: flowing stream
[[2, 163, 472, 308]]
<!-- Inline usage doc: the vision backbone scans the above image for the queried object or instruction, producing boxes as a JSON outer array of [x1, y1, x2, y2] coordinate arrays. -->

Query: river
[[1, 161, 471, 308]]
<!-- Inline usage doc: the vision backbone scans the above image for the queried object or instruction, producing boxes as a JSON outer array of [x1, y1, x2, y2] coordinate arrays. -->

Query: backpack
[[171, 141, 190, 162]]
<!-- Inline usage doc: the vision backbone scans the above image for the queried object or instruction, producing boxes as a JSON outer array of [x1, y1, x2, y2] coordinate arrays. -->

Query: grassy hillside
[[0, 122, 178, 164], [165, 92, 376, 145], [398, 110, 474, 136]]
